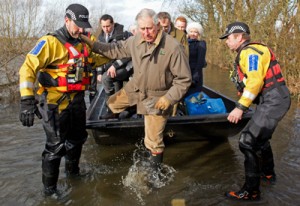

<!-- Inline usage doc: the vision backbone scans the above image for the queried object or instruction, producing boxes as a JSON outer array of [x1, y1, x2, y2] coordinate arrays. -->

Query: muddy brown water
[[0, 66, 299, 206]]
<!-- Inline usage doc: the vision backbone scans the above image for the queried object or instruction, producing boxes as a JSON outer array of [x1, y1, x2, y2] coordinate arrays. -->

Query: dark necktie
[[106, 34, 111, 42]]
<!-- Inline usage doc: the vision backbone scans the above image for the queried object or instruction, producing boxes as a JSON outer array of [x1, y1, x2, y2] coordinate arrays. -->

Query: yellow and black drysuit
[[231, 41, 291, 192], [19, 25, 109, 193]]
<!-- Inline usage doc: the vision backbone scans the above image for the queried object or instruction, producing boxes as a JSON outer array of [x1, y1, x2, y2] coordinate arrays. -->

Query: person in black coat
[[94, 14, 133, 119], [185, 22, 207, 96]]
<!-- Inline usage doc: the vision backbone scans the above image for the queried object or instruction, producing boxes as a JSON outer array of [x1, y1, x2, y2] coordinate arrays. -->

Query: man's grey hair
[[135, 8, 159, 27]]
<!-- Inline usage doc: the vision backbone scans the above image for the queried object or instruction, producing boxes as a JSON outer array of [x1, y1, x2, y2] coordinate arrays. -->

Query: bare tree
[[0, 0, 43, 105], [0, 0, 110, 106]]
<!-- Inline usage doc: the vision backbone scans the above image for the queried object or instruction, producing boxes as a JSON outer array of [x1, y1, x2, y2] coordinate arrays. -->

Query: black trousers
[[39, 92, 87, 188], [102, 67, 132, 95], [239, 85, 291, 190]]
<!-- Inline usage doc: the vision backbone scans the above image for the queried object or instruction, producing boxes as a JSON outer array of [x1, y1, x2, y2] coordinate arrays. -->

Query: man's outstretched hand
[[80, 34, 94, 48]]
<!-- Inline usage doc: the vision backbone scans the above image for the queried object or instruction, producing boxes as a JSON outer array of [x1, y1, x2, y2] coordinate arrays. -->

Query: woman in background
[[186, 22, 207, 96]]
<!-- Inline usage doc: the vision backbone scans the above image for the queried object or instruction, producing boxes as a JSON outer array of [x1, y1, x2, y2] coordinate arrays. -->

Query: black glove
[[19, 98, 42, 127]]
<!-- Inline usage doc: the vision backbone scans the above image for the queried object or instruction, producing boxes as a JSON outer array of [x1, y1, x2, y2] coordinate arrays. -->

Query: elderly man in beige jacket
[[80, 8, 191, 173]]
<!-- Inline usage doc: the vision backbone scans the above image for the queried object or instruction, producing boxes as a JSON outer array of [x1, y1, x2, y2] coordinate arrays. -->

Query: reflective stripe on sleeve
[[116, 59, 123, 66], [20, 81, 34, 90], [242, 89, 256, 101]]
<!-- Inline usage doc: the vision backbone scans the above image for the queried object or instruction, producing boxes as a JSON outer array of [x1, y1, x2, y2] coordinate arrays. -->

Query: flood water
[[1, 66, 299, 206]]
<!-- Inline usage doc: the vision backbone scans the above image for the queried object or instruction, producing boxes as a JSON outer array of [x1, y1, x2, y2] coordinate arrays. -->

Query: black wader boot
[[42, 154, 61, 196], [261, 143, 276, 184], [149, 152, 163, 171], [148, 152, 164, 183], [65, 144, 82, 177], [225, 176, 261, 200], [225, 143, 261, 201]]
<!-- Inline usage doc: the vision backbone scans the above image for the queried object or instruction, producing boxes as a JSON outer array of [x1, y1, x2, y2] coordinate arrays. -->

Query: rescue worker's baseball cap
[[219, 22, 250, 39], [65, 4, 91, 28]]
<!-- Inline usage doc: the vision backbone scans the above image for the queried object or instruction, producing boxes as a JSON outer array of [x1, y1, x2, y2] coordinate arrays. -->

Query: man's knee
[[107, 89, 130, 113], [102, 73, 113, 85], [239, 132, 256, 152]]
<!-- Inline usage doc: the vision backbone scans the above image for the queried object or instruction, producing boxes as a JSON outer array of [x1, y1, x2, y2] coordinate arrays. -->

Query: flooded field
[[1, 66, 299, 206]]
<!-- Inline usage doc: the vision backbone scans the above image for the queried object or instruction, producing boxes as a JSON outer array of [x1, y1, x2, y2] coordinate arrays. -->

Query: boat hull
[[86, 85, 253, 144]]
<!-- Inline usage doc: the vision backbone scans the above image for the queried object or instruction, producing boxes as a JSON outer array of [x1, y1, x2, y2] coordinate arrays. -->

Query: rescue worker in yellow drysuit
[[19, 4, 109, 196], [220, 21, 291, 201]]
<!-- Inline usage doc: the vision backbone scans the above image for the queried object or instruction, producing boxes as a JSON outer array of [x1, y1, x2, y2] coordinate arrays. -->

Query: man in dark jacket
[[93, 14, 133, 119]]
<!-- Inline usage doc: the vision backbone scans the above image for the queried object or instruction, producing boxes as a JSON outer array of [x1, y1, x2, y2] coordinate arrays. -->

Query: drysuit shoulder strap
[[48, 29, 68, 46]]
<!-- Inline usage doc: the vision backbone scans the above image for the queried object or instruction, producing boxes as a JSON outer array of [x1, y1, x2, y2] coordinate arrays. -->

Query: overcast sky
[[44, 0, 179, 30], [95, 0, 167, 29]]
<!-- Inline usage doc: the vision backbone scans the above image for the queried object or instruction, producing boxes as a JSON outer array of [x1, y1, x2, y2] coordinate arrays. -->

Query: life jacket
[[37, 30, 93, 94], [231, 42, 285, 93]]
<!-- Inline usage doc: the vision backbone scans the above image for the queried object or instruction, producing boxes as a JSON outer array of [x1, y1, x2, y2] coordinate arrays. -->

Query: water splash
[[122, 141, 176, 204]]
